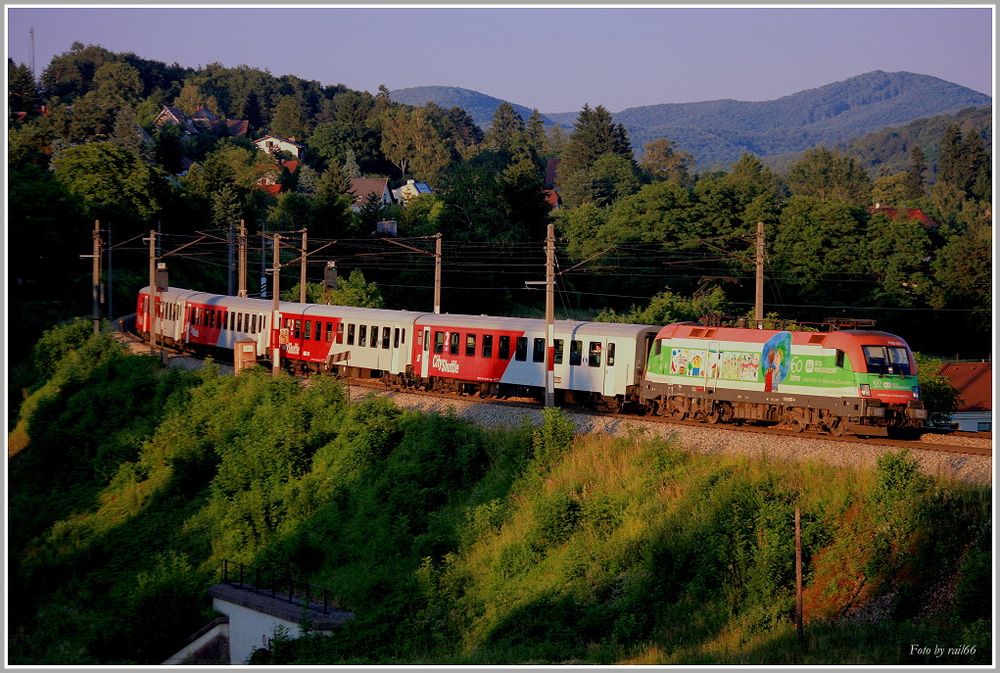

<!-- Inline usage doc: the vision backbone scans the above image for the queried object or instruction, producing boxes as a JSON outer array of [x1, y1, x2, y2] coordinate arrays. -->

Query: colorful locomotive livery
[[137, 287, 927, 436]]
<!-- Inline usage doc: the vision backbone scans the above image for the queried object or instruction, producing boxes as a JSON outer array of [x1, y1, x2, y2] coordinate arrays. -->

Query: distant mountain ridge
[[390, 85, 555, 127], [393, 71, 990, 169]]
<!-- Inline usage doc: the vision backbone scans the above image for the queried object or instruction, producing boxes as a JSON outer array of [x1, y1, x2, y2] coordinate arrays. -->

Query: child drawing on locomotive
[[760, 331, 791, 392]]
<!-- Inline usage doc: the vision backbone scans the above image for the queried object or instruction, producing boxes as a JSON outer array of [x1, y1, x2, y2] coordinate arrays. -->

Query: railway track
[[116, 325, 991, 459]]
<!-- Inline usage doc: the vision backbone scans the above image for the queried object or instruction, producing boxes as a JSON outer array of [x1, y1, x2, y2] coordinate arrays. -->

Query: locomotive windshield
[[862, 345, 912, 375]]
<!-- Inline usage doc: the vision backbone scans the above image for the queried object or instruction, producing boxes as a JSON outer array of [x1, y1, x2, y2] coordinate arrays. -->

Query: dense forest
[[7, 44, 993, 368], [7, 325, 992, 664]]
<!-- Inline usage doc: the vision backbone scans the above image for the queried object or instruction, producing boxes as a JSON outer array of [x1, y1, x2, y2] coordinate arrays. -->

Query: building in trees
[[254, 135, 306, 160], [348, 177, 393, 212]]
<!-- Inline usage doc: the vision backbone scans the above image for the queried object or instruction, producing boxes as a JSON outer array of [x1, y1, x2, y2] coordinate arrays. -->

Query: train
[[136, 286, 928, 436]]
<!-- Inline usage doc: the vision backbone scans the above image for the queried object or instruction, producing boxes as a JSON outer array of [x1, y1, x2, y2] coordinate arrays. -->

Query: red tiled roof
[[868, 205, 938, 229], [257, 183, 283, 195], [937, 362, 992, 412], [281, 160, 300, 173], [542, 189, 562, 209]]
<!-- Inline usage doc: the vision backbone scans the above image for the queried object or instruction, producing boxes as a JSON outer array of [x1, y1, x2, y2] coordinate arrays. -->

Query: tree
[[526, 109, 547, 157], [771, 195, 867, 302], [936, 124, 965, 192], [111, 105, 153, 162], [8, 59, 39, 114], [929, 221, 992, 329], [863, 211, 932, 307], [904, 146, 927, 200], [560, 153, 640, 209], [172, 81, 204, 115], [41, 42, 115, 102], [639, 137, 693, 185], [240, 89, 264, 130], [284, 270, 384, 307], [871, 173, 911, 207], [557, 104, 634, 185], [380, 107, 450, 180], [785, 147, 872, 205], [66, 62, 145, 142], [51, 142, 165, 225], [342, 149, 362, 178], [485, 102, 525, 155], [270, 95, 308, 140]]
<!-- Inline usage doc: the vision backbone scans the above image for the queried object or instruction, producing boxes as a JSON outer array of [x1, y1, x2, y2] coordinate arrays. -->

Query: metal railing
[[220, 559, 336, 615]]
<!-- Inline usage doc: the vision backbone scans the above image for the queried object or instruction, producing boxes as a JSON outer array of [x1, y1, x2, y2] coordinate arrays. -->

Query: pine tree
[[486, 102, 524, 155], [904, 146, 927, 200], [342, 149, 362, 178], [7, 59, 39, 114], [270, 95, 307, 140], [557, 104, 634, 185], [937, 124, 964, 190], [526, 109, 547, 157]]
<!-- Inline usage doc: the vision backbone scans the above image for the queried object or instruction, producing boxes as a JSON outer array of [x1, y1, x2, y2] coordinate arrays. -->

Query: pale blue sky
[[5, 6, 993, 112]]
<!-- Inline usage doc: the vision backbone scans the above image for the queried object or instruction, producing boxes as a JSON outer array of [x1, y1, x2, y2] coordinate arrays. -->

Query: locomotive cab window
[[589, 342, 602, 367], [533, 338, 545, 363], [499, 336, 511, 360], [570, 340, 583, 366], [554, 339, 564, 365], [466, 334, 476, 357], [863, 346, 911, 375], [835, 350, 845, 368], [515, 337, 528, 361]]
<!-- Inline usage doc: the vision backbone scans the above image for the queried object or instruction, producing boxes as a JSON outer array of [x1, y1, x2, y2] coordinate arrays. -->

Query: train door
[[706, 341, 721, 392], [421, 327, 431, 377], [602, 339, 620, 397], [391, 323, 406, 373]]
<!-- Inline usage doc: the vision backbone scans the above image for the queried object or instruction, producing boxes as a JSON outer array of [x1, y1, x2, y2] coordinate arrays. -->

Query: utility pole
[[545, 222, 555, 408], [271, 233, 282, 376], [755, 221, 765, 329], [87, 219, 102, 334], [106, 222, 113, 320], [795, 506, 804, 641], [148, 229, 157, 355], [434, 233, 442, 314], [299, 228, 308, 304], [238, 219, 247, 297]]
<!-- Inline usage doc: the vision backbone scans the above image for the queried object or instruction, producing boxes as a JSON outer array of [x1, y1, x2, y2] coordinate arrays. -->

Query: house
[[937, 361, 992, 432], [391, 179, 433, 204], [153, 105, 250, 138], [868, 204, 939, 231], [254, 135, 306, 161], [348, 177, 393, 212], [542, 189, 562, 210], [154, 106, 199, 135], [254, 159, 300, 195]]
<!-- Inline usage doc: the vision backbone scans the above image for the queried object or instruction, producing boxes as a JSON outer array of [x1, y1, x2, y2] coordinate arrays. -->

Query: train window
[[589, 342, 602, 367], [655, 339, 663, 356], [607, 343, 616, 367], [570, 340, 582, 366], [466, 334, 476, 357], [314, 321, 322, 342], [499, 336, 511, 360], [337, 323, 345, 344], [533, 338, 545, 363], [450, 332, 460, 355], [304, 320, 312, 340], [293, 320, 302, 339], [836, 350, 845, 368], [423, 328, 429, 352], [347, 324, 356, 345], [370, 325, 378, 348], [515, 337, 527, 361], [554, 339, 564, 365], [252, 315, 258, 333], [482, 334, 493, 358], [359, 325, 367, 347], [394, 328, 401, 348], [401, 329, 406, 345], [382, 326, 391, 349], [434, 331, 445, 354]]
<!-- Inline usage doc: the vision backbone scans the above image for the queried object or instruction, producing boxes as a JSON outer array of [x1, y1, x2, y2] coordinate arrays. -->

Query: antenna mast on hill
[[29, 27, 35, 79]]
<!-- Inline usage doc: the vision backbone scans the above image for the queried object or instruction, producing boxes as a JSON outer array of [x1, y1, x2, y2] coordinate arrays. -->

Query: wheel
[[705, 406, 721, 424], [829, 417, 847, 437]]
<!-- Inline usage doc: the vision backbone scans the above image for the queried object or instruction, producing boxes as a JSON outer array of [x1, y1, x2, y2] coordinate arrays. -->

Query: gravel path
[[349, 386, 993, 486]]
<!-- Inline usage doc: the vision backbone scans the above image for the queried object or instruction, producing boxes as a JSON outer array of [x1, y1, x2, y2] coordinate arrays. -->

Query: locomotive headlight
[[912, 386, 920, 399], [859, 384, 872, 397]]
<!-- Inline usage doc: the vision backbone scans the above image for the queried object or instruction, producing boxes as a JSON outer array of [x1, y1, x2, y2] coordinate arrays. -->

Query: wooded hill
[[395, 72, 990, 168]]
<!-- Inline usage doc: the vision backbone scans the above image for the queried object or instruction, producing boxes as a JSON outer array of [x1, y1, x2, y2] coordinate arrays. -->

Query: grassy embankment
[[8, 321, 992, 664]]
